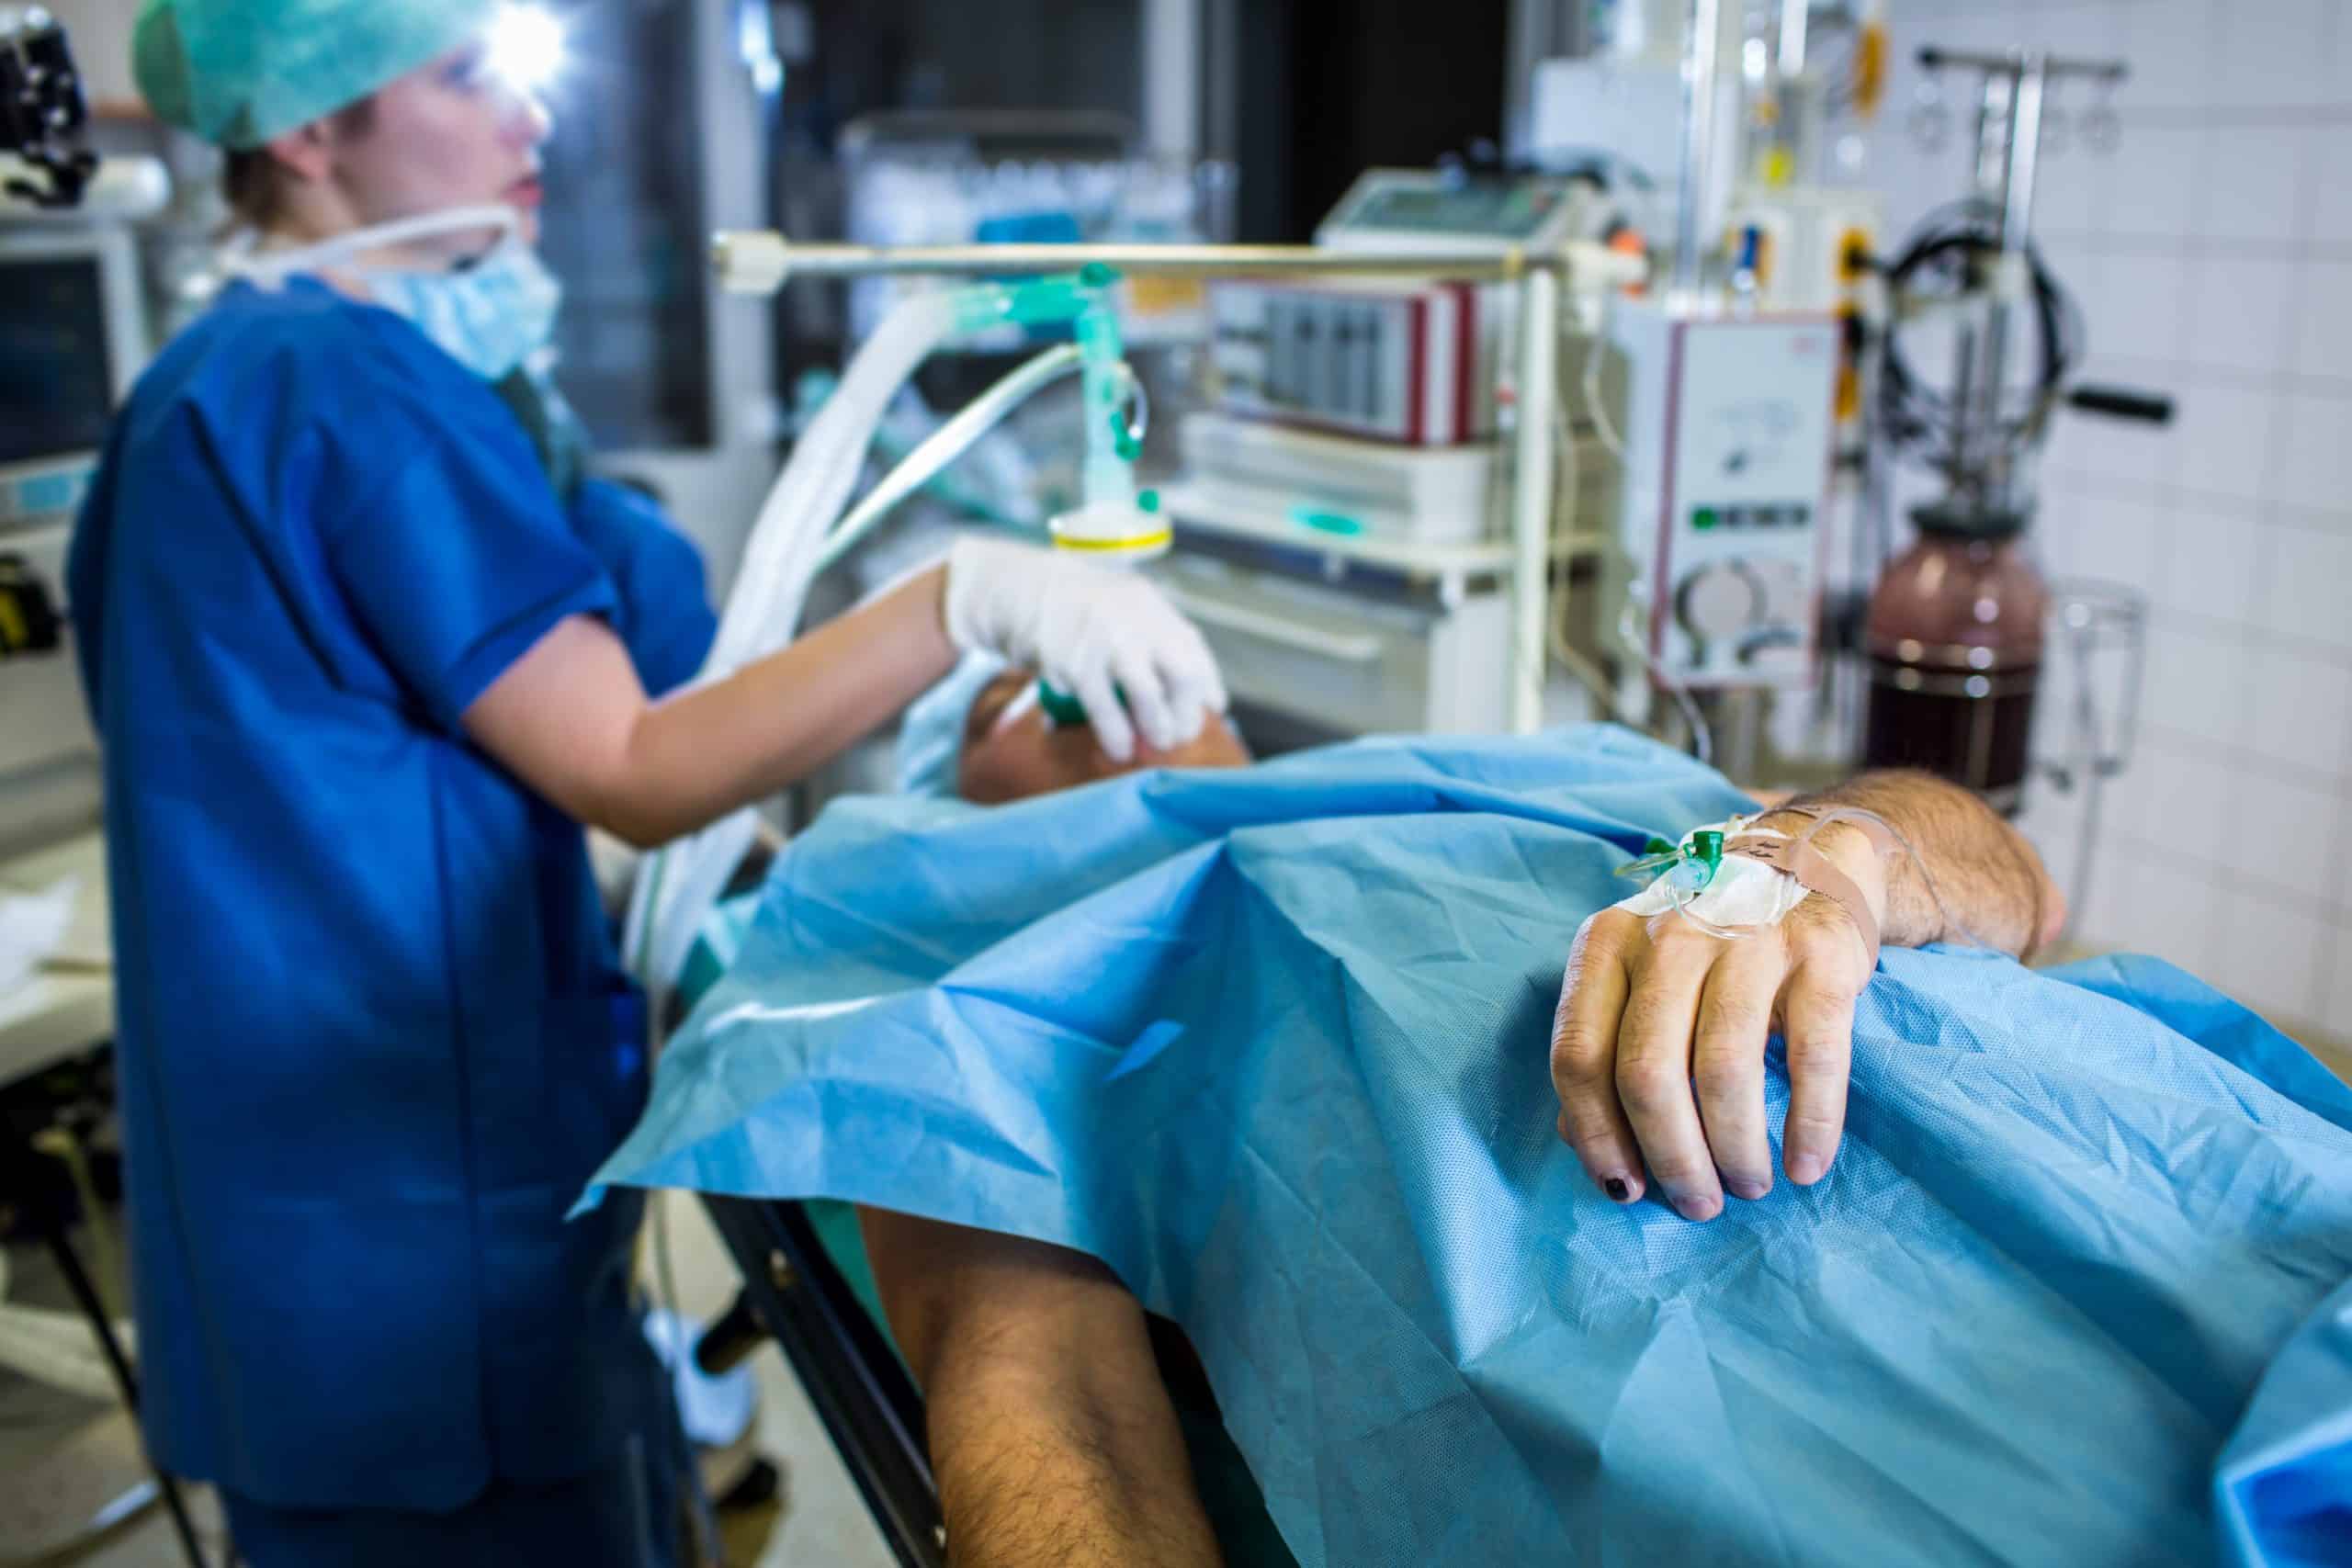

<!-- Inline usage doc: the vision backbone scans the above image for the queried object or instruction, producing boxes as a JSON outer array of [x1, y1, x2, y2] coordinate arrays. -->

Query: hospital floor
[[0, 1194, 894, 1568]]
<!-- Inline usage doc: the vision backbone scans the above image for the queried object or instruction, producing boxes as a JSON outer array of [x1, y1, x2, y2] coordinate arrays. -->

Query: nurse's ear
[[242, 96, 380, 236], [259, 119, 337, 184], [258, 95, 379, 187]]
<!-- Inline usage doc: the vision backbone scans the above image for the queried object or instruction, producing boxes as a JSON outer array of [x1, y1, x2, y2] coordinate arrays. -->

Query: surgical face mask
[[368, 236, 560, 382], [224, 204, 562, 381]]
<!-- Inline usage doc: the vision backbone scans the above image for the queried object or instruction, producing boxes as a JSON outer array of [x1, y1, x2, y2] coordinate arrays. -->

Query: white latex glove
[[943, 536, 1227, 764]]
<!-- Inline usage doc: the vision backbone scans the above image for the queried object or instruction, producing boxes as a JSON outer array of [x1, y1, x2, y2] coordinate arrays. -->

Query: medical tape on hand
[[1719, 835, 1875, 965], [1614, 821, 1808, 930], [1744, 807, 1901, 966], [1614, 811, 1896, 965]]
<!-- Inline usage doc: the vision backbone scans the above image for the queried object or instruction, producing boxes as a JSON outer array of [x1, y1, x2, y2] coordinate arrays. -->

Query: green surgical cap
[[133, 0, 498, 149]]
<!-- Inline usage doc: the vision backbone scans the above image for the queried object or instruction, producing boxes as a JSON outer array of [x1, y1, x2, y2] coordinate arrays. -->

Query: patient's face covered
[[956, 668, 1250, 804]]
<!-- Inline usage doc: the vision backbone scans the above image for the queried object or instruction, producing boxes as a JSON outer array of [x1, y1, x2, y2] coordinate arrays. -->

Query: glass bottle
[[1861, 503, 2049, 815]]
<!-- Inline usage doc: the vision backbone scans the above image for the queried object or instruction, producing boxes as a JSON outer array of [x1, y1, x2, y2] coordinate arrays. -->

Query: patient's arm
[[1763, 770, 2063, 958], [1552, 769, 2062, 1224], [859, 1208, 1224, 1568], [846, 668, 1242, 1564]]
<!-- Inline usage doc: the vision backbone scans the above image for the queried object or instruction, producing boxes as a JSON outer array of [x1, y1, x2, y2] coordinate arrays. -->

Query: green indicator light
[[1693, 506, 1721, 531], [1289, 506, 1364, 536], [1137, 489, 1161, 513]]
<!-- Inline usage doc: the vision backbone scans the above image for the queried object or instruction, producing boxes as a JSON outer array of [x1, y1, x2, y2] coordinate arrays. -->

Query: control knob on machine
[[1674, 560, 1765, 666]]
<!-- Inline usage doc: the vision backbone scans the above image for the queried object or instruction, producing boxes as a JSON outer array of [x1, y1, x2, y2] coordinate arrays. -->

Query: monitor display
[[1341, 181, 1565, 239], [0, 255, 115, 467]]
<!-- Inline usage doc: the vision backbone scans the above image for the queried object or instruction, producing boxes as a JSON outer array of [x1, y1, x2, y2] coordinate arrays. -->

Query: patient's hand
[[1549, 770, 2062, 1221], [1550, 839, 1883, 1222], [958, 667, 1250, 804]]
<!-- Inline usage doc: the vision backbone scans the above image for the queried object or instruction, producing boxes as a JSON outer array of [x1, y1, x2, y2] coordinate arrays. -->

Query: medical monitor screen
[[0, 256, 115, 467], [1342, 183, 1565, 239]]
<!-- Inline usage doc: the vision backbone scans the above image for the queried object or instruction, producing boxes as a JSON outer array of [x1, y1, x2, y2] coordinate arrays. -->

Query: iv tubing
[[815, 344, 1084, 577], [1076, 283, 1139, 512], [627, 284, 990, 997], [628, 273, 1145, 1001]]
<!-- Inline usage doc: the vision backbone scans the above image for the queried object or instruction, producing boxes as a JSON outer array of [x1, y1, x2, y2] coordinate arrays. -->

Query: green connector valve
[[1690, 829, 1724, 884], [1038, 683, 1091, 727], [1080, 262, 1118, 288], [1615, 829, 1733, 901]]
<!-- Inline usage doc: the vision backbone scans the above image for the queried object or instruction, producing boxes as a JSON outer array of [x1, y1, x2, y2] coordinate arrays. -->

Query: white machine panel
[[1605, 302, 1838, 687], [1176, 412, 1502, 545], [1153, 552, 1512, 739], [1527, 56, 1690, 204]]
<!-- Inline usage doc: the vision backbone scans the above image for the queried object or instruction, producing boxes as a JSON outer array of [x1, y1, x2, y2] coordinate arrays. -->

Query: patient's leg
[[858, 1208, 1223, 1567]]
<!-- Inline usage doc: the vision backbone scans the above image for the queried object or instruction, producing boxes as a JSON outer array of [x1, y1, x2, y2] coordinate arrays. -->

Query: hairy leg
[[857, 1207, 1223, 1568]]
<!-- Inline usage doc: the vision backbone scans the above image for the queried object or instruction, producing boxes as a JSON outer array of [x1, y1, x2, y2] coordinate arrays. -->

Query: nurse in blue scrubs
[[67, 1, 1227, 1560]]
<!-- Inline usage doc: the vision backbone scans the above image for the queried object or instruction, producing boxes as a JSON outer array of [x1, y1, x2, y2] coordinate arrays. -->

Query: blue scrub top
[[67, 277, 718, 1511]]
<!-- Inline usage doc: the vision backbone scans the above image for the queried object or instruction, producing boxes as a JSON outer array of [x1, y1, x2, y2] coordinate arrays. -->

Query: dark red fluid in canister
[[1861, 531, 2048, 816]]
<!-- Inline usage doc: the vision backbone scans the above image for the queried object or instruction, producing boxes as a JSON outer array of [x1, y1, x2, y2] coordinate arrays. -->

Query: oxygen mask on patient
[[1033, 268, 1171, 731], [1034, 484, 1171, 733]]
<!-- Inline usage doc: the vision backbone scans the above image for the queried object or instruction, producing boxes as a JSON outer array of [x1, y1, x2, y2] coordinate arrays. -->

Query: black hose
[[1875, 199, 2083, 479]]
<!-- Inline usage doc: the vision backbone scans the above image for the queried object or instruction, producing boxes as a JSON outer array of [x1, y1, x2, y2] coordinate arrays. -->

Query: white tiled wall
[[1871, 0, 2350, 1043]]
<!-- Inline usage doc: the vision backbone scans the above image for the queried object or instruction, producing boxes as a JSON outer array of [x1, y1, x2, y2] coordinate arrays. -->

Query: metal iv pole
[[1918, 47, 2125, 520]]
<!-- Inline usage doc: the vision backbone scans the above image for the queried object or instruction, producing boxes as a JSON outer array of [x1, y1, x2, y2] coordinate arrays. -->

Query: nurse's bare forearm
[[466, 567, 955, 848], [1757, 770, 2062, 959], [611, 567, 955, 841]]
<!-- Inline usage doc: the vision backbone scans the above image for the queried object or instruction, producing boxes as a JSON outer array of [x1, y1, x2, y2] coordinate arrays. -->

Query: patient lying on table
[[594, 657, 2352, 1568]]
